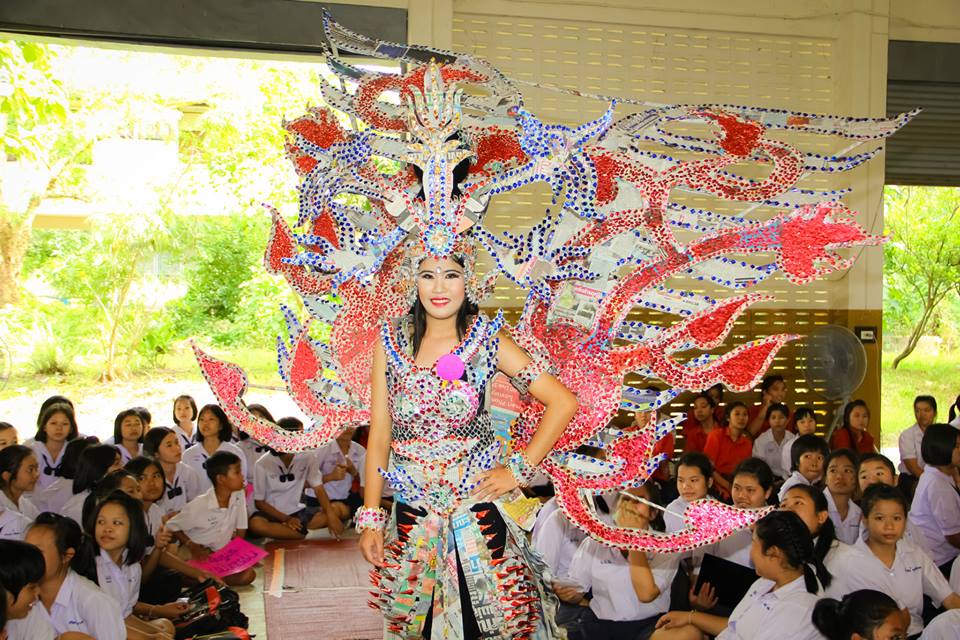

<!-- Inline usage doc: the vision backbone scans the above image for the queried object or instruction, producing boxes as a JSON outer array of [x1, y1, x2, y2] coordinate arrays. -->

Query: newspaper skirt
[[369, 499, 564, 640]]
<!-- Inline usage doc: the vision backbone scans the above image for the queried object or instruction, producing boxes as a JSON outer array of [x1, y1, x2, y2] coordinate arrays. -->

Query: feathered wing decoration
[[195, 11, 915, 551]]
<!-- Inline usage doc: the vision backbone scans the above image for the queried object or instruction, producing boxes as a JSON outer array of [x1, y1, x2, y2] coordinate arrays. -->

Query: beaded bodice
[[380, 312, 505, 515]]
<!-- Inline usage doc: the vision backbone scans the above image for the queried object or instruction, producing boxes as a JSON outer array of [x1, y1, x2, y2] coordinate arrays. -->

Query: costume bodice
[[380, 312, 504, 516]]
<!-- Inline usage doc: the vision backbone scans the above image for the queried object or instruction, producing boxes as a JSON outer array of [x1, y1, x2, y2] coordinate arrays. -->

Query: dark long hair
[[113, 409, 145, 445], [812, 590, 900, 640], [755, 510, 831, 594], [34, 402, 79, 443], [781, 483, 837, 565], [82, 489, 149, 568], [409, 254, 479, 358], [72, 445, 120, 495], [840, 399, 870, 441]]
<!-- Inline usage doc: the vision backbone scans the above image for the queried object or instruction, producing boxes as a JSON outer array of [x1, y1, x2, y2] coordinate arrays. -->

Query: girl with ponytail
[[651, 510, 827, 639], [779, 483, 846, 574], [812, 590, 907, 640]]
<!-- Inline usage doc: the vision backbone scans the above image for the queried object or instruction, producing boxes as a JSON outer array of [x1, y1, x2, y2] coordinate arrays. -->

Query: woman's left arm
[[473, 331, 577, 501]]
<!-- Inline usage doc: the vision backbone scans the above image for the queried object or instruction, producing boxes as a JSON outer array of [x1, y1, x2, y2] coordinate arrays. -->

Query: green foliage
[[0, 40, 68, 160]]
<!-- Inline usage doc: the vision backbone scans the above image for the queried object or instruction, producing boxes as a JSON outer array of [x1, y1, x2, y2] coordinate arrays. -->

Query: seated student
[[249, 417, 345, 540], [898, 395, 939, 499], [0, 502, 30, 541], [823, 449, 861, 545], [563, 484, 677, 640], [909, 423, 960, 573], [0, 445, 40, 521], [81, 490, 185, 640], [651, 510, 830, 640], [922, 609, 960, 640], [752, 404, 795, 480], [142, 427, 203, 517], [30, 403, 79, 492], [830, 400, 876, 455], [781, 407, 817, 475], [106, 409, 145, 465], [0, 421, 18, 450], [855, 452, 929, 552], [315, 426, 366, 521], [182, 405, 247, 491], [665, 453, 714, 534], [237, 403, 275, 486], [703, 402, 752, 501], [62, 445, 122, 524], [812, 589, 909, 640], [827, 484, 960, 637], [0, 539, 48, 640], [33, 437, 98, 515], [124, 457, 221, 604], [779, 484, 850, 576], [24, 513, 126, 639], [746, 375, 793, 438], [171, 395, 198, 452], [535, 502, 588, 632], [710, 458, 774, 569], [682, 393, 721, 454], [777, 435, 828, 502], [165, 451, 255, 586]]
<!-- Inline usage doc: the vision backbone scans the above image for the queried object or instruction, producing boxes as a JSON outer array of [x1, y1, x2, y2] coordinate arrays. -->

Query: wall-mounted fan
[[803, 325, 868, 440]]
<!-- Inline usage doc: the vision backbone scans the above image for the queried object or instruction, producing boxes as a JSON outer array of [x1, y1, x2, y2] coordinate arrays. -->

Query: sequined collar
[[385, 314, 484, 371]]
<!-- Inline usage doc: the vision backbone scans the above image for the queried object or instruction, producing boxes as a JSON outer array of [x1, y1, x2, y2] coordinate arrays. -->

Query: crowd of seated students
[[0, 393, 371, 640]]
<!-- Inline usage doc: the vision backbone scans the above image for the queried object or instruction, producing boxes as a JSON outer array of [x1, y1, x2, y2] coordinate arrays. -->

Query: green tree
[[884, 185, 960, 368]]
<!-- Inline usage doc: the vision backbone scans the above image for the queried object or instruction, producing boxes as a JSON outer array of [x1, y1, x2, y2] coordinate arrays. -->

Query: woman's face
[[692, 398, 713, 422], [779, 488, 827, 536], [198, 410, 221, 439], [120, 415, 144, 442], [25, 526, 67, 580], [731, 473, 770, 509], [7, 454, 40, 493], [826, 455, 856, 496], [795, 414, 816, 435], [768, 411, 788, 432], [728, 406, 749, 431], [137, 464, 164, 503], [43, 412, 72, 443], [866, 609, 909, 640], [157, 432, 182, 463], [174, 400, 194, 425], [5, 581, 39, 620], [95, 502, 131, 554], [914, 401, 936, 428], [417, 257, 466, 320], [865, 499, 906, 546], [848, 405, 870, 432]]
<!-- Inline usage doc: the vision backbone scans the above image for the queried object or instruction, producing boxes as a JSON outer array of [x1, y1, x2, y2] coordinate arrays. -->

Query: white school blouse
[[951, 555, 960, 594], [316, 440, 366, 500], [531, 507, 585, 578], [752, 430, 795, 479], [166, 487, 248, 551], [144, 502, 165, 554], [827, 537, 954, 635], [182, 441, 247, 490], [170, 424, 196, 452], [156, 462, 204, 516], [921, 609, 960, 640], [62, 489, 90, 525], [237, 438, 270, 483], [898, 423, 925, 474], [0, 508, 30, 540], [909, 465, 960, 566], [0, 489, 39, 521], [717, 576, 822, 640], [6, 603, 57, 640], [95, 548, 141, 618], [567, 536, 678, 622], [708, 527, 753, 568], [34, 569, 126, 640], [777, 471, 813, 502], [30, 441, 67, 491], [253, 452, 322, 516], [32, 476, 73, 514], [823, 488, 862, 545]]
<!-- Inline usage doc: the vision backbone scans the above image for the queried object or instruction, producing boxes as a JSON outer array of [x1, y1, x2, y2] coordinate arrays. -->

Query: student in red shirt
[[682, 393, 720, 453], [746, 375, 794, 437], [703, 401, 753, 501], [829, 399, 876, 455]]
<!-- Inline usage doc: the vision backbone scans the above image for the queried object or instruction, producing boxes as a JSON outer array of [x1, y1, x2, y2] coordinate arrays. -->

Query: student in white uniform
[[898, 395, 938, 498], [315, 426, 366, 519], [106, 409, 145, 465], [826, 484, 960, 636], [922, 609, 960, 640], [856, 452, 930, 552], [664, 453, 714, 535], [812, 589, 909, 640], [0, 507, 30, 541], [24, 513, 126, 640], [779, 483, 850, 580], [563, 484, 677, 640], [239, 403, 277, 484], [171, 394, 198, 452], [62, 444, 123, 525], [710, 458, 774, 569], [0, 539, 48, 640], [32, 436, 98, 515], [651, 510, 830, 640], [143, 427, 204, 516], [30, 402, 79, 492], [751, 403, 795, 480], [909, 423, 960, 571], [0, 445, 40, 522], [249, 417, 344, 540], [777, 434, 828, 502], [182, 405, 247, 491], [823, 449, 861, 545], [83, 490, 185, 639], [166, 451, 255, 586], [780, 407, 817, 477]]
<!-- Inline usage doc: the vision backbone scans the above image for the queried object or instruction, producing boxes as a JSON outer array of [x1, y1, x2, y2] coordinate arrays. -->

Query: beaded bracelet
[[506, 450, 539, 487], [355, 506, 389, 533]]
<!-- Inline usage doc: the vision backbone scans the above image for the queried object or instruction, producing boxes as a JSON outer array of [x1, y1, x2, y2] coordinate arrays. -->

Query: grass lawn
[[880, 350, 960, 449]]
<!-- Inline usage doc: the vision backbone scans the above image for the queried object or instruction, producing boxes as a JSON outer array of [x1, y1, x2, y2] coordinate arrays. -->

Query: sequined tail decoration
[[193, 9, 915, 551]]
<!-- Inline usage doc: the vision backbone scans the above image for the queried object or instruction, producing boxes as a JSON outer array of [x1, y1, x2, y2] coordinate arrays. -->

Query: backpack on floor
[[174, 579, 249, 640]]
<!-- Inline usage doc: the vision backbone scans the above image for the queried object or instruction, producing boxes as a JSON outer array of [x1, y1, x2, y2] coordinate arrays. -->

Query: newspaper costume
[[193, 11, 914, 639]]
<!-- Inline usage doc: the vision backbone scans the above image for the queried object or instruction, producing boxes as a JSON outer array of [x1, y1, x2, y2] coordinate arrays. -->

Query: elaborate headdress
[[195, 12, 915, 552]]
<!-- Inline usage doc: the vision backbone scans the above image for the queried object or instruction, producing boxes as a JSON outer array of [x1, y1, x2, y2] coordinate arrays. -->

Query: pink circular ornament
[[436, 353, 465, 381]]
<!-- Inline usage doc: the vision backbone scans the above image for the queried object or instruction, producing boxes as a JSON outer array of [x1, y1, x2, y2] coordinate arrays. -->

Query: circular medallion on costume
[[436, 353, 465, 381]]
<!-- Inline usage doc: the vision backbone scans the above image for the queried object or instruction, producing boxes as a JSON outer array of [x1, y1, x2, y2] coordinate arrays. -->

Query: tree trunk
[[892, 299, 937, 369], [0, 214, 32, 306]]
